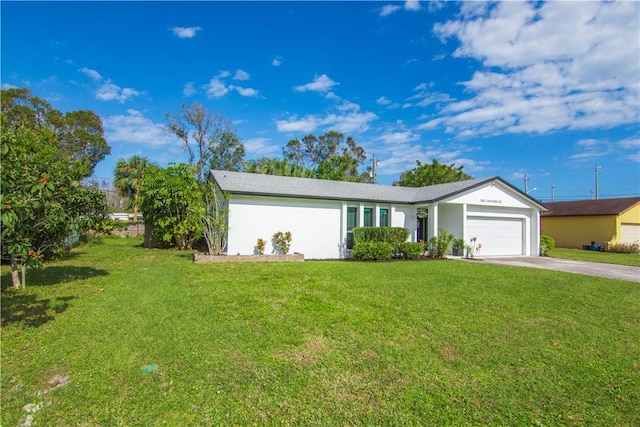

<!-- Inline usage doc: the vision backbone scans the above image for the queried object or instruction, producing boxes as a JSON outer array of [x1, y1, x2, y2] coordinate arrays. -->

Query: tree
[[164, 103, 244, 254], [1, 87, 110, 179], [243, 157, 312, 178], [139, 164, 204, 250], [283, 131, 371, 182], [1, 114, 109, 288], [114, 155, 150, 220], [394, 159, 472, 187], [164, 102, 245, 182]]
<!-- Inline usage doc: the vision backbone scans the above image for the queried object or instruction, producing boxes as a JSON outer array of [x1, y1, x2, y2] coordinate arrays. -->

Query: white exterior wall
[[430, 182, 541, 256], [439, 203, 464, 239], [222, 180, 543, 259], [227, 195, 343, 259], [391, 205, 418, 241]]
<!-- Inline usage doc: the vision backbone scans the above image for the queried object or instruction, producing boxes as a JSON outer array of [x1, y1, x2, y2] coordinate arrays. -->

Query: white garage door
[[621, 224, 640, 244], [466, 217, 524, 256]]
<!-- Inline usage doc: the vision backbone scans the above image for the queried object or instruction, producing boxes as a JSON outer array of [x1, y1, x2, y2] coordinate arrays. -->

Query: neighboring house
[[210, 170, 547, 259], [541, 197, 640, 249]]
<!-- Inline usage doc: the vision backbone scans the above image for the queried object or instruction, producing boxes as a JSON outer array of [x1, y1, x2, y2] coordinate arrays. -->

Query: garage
[[621, 223, 640, 244], [466, 216, 524, 256]]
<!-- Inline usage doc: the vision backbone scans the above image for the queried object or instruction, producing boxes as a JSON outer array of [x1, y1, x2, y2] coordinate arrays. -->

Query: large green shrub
[[397, 241, 425, 260], [540, 235, 555, 256], [351, 242, 394, 261], [353, 227, 409, 246]]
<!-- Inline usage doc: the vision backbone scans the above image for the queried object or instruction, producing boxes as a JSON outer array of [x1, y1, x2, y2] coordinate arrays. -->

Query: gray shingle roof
[[211, 170, 512, 205]]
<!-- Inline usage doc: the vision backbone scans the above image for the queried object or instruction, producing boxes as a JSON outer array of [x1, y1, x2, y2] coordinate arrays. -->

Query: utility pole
[[523, 173, 529, 194], [370, 154, 378, 184], [551, 184, 555, 202], [595, 164, 601, 200]]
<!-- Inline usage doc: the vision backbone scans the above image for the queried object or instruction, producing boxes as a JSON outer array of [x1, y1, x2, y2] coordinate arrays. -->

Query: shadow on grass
[[1, 266, 109, 288], [1, 293, 76, 327], [1, 266, 109, 327]]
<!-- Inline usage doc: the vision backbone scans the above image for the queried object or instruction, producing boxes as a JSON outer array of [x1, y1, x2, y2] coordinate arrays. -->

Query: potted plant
[[452, 238, 465, 256]]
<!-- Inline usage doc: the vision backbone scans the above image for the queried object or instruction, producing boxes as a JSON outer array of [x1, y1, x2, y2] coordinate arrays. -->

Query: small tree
[[114, 155, 149, 220], [272, 231, 292, 254], [1, 119, 109, 288], [201, 181, 228, 255], [139, 164, 204, 250], [394, 159, 472, 187]]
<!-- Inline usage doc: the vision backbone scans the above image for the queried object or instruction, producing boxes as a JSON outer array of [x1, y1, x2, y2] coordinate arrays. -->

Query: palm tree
[[114, 155, 149, 221]]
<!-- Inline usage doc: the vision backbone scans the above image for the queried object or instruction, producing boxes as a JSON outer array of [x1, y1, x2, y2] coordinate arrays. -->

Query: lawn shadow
[[1, 293, 77, 327], [1, 266, 109, 288]]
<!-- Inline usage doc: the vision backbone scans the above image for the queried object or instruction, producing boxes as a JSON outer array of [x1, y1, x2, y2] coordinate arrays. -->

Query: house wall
[[226, 195, 417, 259], [391, 205, 418, 240], [541, 215, 616, 249], [438, 204, 464, 239], [227, 195, 343, 259]]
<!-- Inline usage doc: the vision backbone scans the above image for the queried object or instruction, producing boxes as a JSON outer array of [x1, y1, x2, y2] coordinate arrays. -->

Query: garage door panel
[[621, 224, 640, 244], [467, 217, 523, 256]]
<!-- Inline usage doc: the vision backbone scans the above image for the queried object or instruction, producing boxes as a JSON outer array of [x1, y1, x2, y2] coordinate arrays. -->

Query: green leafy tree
[[114, 155, 150, 220], [1, 115, 108, 288], [1, 87, 110, 179], [139, 164, 204, 250], [283, 131, 371, 182], [243, 157, 312, 178], [165, 102, 245, 181], [394, 159, 472, 187], [164, 103, 244, 254]]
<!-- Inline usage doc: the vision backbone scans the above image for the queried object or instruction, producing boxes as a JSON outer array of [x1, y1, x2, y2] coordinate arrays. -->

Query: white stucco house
[[210, 170, 548, 259]]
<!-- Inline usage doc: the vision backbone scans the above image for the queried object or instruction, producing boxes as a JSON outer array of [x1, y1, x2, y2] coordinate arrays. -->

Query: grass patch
[[551, 247, 640, 267], [2, 237, 639, 425]]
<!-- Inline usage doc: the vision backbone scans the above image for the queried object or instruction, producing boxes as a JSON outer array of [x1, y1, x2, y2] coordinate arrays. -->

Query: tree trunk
[[21, 263, 26, 289], [10, 255, 22, 289]]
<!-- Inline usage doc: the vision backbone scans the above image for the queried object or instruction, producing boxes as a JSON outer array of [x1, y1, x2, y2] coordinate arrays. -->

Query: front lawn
[[2, 237, 639, 426], [550, 247, 640, 267]]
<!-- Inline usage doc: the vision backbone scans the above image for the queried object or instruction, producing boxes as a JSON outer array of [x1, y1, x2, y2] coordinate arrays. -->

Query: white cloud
[[232, 86, 259, 97], [1, 83, 17, 90], [182, 82, 197, 97], [272, 58, 282, 67], [276, 111, 376, 134], [204, 72, 260, 98], [618, 137, 640, 152], [377, 131, 420, 145], [428, 1, 639, 137], [233, 69, 250, 81], [170, 26, 202, 39], [294, 74, 338, 93], [104, 109, 177, 146], [205, 77, 230, 98], [244, 137, 280, 156], [379, 5, 401, 17], [376, 96, 392, 106], [404, 0, 421, 12], [79, 67, 102, 81], [276, 115, 323, 133], [379, 1, 420, 17], [95, 81, 142, 103]]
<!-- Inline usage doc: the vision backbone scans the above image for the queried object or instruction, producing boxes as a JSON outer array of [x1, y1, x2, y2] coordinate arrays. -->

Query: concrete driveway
[[466, 256, 640, 283]]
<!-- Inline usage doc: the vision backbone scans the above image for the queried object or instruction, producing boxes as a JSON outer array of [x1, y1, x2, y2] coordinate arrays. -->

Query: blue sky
[[2, 1, 639, 201]]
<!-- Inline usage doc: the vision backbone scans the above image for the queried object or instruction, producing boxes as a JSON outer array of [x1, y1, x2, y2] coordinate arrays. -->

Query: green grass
[[550, 247, 640, 267], [2, 237, 639, 426]]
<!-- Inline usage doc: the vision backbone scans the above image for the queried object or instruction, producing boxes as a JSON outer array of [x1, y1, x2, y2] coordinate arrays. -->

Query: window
[[363, 207, 374, 227], [380, 208, 389, 227], [347, 207, 358, 249]]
